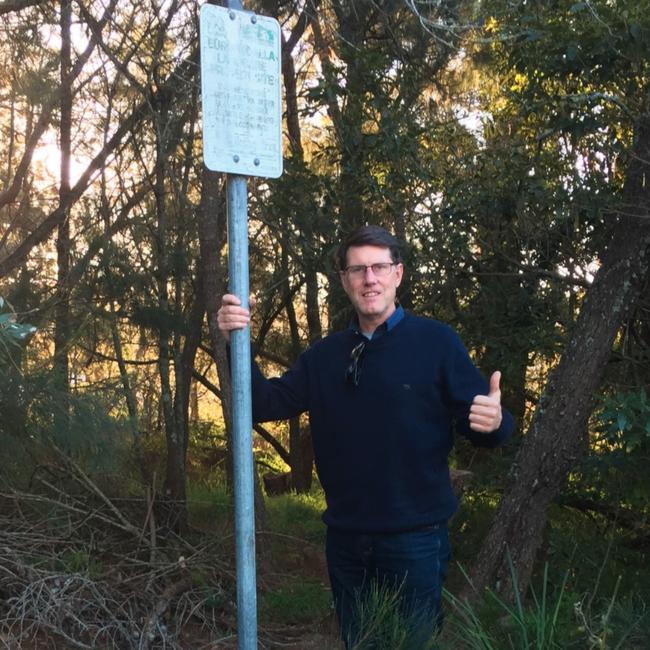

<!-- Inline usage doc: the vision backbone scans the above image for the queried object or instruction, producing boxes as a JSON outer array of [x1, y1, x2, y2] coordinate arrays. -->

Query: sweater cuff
[[463, 408, 514, 448]]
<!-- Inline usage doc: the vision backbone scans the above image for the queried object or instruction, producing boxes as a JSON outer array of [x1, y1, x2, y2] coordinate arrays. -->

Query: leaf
[[0, 297, 37, 346], [569, 3, 587, 13], [616, 412, 628, 431]]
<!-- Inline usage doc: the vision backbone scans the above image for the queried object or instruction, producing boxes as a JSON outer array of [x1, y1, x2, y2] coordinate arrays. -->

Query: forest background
[[1, 0, 649, 648]]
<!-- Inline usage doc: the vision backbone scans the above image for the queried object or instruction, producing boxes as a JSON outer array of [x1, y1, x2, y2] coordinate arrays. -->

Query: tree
[[464, 0, 650, 600]]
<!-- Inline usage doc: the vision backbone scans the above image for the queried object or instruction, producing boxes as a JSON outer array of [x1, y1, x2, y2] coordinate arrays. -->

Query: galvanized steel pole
[[226, 4, 256, 641], [226, 172, 257, 649]]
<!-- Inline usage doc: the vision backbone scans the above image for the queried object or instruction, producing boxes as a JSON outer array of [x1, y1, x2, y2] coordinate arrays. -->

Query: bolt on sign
[[200, 4, 283, 179]]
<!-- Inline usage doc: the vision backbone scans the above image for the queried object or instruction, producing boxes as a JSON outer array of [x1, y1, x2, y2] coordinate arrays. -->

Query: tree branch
[[191, 369, 290, 464], [0, 53, 197, 279], [0, 0, 43, 15]]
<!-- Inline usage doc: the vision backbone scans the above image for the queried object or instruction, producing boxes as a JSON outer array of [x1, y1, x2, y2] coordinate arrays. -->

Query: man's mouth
[[362, 291, 380, 297]]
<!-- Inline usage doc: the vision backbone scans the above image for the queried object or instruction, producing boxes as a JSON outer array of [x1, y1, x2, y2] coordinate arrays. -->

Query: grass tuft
[[259, 578, 331, 625], [265, 490, 326, 543]]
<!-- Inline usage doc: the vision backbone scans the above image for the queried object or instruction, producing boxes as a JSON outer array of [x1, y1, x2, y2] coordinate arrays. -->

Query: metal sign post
[[226, 172, 256, 648], [200, 2, 282, 648]]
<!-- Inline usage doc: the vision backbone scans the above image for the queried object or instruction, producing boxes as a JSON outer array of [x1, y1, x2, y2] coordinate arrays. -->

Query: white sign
[[200, 4, 283, 178]]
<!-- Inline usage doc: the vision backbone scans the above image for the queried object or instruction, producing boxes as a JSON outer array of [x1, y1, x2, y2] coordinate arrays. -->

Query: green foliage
[[448, 492, 501, 585], [445, 562, 649, 649], [351, 581, 440, 650], [438, 472, 650, 648], [27, 385, 124, 467], [561, 389, 650, 555], [0, 296, 37, 352], [259, 578, 331, 625], [446, 561, 575, 649], [187, 477, 326, 539], [0, 295, 128, 482], [191, 570, 232, 611], [186, 480, 232, 532], [265, 490, 326, 544], [0, 375, 133, 487], [0, 297, 34, 448], [596, 390, 650, 454], [605, 596, 650, 649], [1, 8, 649, 646], [56, 548, 103, 580]]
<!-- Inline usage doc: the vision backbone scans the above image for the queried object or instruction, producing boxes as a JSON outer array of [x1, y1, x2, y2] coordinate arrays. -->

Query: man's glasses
[[342, 262, 396, 279], [345, 341, 366, 386]]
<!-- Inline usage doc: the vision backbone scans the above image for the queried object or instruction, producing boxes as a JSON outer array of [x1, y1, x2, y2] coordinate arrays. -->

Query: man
[[218, 225, 513, 648]]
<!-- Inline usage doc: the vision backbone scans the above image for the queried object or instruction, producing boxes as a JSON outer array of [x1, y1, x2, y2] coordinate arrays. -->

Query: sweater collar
[[350, 304, 405, 340]]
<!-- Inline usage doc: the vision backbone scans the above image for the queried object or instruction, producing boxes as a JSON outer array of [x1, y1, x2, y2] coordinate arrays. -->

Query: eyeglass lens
[[346, 263, 394, 278]]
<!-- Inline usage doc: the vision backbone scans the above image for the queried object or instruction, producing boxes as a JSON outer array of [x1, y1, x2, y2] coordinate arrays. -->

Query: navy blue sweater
[[251, 311, 514, 532]]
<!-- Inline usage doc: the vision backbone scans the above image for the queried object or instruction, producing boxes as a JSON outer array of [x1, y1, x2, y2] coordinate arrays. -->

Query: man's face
[[340, 245, 403, 330]]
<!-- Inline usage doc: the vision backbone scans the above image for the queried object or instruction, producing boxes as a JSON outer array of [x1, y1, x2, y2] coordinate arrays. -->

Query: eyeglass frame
[[340, 262, 398, 280], [345, 341, 366, 387]]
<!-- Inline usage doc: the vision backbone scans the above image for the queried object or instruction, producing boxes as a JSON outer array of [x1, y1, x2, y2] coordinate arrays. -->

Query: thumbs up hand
[[469, 371, 503, 433]]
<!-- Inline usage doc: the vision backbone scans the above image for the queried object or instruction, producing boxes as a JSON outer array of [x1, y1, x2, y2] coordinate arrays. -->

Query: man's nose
[[363, 267, 379, 282]]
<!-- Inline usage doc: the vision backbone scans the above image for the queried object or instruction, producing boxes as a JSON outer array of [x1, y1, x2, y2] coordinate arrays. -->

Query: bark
[[281, 32, 304, 160], [289, 418, 315, 493], [173, 84, 203, 472], [329, 0, 372, 230], [305, 268, 322, 343], [327, 6, 367, 221], [556, 495, 642, 536], [197, 168, 231, 474], [53, 0, 72, 436], [152, 105, 187, 531], [0, 0, 43, 15], [175, 278, 205, 461], [99, 132, 148, 482], [393, 210, 414, 310], [107, 299, 149, 479], [465, 107, 650, 602], [280, 223, 315, 492]]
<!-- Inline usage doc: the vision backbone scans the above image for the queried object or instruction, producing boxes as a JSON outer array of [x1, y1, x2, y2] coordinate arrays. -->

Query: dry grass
[[0, 451, 337, 649]]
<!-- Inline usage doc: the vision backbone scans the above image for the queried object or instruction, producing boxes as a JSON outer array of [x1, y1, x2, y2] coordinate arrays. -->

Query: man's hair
[[336, 225, 403, 270]]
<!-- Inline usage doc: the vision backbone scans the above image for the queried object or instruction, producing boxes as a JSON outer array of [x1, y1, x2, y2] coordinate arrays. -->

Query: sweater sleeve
[[441, 327, 514, 448], [250, 351, 310, 423]]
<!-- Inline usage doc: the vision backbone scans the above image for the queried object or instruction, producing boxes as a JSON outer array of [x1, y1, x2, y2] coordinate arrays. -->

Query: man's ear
[[395, 263, 404, 286]]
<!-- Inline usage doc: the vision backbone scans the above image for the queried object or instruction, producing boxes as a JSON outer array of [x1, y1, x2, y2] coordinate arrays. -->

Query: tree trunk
[[279, 223, 315, 493], [152, 106, 187, 531], [174, 87, 202, 466], [289, 418, 314, 493], [53, 0, 72, 438], [310, 9, 361, 332], [107, 301, 149, 479], [465, 107, 650, 602], [197, 168, 232, 476]]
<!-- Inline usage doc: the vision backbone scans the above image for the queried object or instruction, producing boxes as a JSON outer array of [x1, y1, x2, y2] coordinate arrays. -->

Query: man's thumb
[[489, 371, 502, 398]]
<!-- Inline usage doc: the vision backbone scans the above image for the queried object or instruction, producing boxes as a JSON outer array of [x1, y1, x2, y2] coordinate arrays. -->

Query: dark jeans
[[326, 524, 450, 649]]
